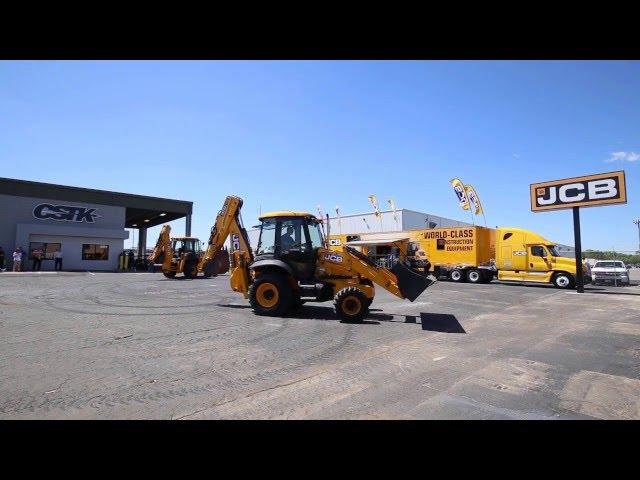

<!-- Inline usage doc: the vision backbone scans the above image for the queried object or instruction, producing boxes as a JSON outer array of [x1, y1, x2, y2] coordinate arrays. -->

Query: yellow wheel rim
[[342, 296, 362, 316], [256, 282, 279, 308]]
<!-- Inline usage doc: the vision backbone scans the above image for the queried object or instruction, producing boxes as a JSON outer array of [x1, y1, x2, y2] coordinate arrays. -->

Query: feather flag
[[335, 205, 342, 234], [388, 198, 399, 230], [464, 184, 483, 215], [450, 178, 470, 211], [368, 195, 381, 217]]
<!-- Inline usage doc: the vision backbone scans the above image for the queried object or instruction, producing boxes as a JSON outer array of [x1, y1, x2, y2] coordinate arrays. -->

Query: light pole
[[634, 219, 640, 254]]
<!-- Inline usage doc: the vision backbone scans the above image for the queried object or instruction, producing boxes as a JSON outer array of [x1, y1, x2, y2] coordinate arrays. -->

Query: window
[[548, 246, 561, 257], [256, 218, 276, 255], [29, 242, 61, 260], [503, 232, 513, 240], [171, 239, 200, 256], [306, 221, 324, 250], [531, 246, 546, 257], [82, 244, 109, 260], [279, 218, 304, 252], [595, 261, 624, 268]]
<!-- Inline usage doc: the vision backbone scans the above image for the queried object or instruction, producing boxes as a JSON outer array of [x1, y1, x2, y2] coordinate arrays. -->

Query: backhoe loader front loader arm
[[198, 196, 254, 296], [326, 245, 435, 301]]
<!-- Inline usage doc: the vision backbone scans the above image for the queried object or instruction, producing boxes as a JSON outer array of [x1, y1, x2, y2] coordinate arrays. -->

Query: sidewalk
[[0, 271, 89, 277]]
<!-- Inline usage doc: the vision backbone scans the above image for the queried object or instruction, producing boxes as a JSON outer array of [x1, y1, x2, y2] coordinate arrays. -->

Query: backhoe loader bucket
[[391, 261, 436, 301], [204, 249, 231, 276]]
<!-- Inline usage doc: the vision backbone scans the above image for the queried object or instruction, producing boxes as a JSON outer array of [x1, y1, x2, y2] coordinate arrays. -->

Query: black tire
[[466, 269, 482, 284], [162, 270, 177, 279], [249, 272, 292, 317], [290, 295, 306, 312], [552, 272, 574, 289], [202, 258, 220, 279], [450, 269, 465, 282], [334, 287, 369, 323], [182, 254, 198, 279]]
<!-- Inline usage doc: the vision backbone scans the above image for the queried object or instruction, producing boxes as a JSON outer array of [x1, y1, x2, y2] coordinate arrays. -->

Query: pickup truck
[[591, 260, 630, 286]]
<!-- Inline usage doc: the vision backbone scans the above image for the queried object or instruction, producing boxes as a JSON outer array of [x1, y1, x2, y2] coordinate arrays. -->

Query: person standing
[[20, 247, 26, 271], [12, 248, 22, 272], [32, 247, 43, 271], [128, 250, 135, 271], [54, 249, 63, 271]]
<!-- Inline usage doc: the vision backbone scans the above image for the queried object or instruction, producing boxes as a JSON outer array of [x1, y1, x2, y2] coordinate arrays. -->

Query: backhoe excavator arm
[[198, 196, 254, 296], [148, 224, 173, 271]]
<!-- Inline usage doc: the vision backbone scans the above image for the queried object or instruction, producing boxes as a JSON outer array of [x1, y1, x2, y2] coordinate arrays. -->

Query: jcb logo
[[324, 253, 343, 263], [328, 239, 342, 246], [531, 171, 626, 212]]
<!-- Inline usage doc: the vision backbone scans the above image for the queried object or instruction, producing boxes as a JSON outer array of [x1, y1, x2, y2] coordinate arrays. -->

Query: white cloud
[[605, 151, 640, 163]]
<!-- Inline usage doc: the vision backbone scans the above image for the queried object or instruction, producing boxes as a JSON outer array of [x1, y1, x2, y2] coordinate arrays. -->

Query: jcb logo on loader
[[324, 253, 343, 263], [329, 239, 342, 246], [231, 234, 240, 251], [531, 171, 626, 211]]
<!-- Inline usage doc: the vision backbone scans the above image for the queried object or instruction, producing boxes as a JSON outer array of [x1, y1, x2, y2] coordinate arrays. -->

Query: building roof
[[0, 177, 192, 229], [260, 211, 316, 220], [346, 233, 410, 246]]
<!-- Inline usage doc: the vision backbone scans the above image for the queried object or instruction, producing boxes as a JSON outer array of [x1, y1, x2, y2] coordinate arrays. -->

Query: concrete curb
[[0, 271, 89, 277]]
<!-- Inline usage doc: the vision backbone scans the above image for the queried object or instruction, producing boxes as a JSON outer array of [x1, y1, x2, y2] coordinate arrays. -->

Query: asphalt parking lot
[[1, 271, 639, 419]]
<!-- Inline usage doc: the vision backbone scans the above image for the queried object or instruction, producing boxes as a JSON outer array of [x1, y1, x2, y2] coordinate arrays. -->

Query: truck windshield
[[595, 261, 624, 268], [548, 246, 560, 256]]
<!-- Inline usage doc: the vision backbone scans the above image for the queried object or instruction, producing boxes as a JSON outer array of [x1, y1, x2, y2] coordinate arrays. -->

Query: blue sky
[[1, 61, 638, 251]]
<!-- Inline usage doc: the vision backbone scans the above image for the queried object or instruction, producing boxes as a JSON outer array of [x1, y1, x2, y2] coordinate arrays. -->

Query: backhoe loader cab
[[171, 237, 201, 257], [254, 212, 325, 280]]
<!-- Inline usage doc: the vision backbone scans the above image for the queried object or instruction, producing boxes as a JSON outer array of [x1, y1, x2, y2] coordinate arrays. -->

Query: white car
[[591, 261, 630, 286]]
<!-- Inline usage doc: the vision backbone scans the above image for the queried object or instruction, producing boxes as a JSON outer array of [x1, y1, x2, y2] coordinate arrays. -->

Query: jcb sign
[[530, 171, 626, 212]]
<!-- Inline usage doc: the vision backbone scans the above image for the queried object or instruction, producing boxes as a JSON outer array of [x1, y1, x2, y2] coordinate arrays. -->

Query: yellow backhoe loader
[[148, 228, 230, 280], [199, 195, 436, 322]]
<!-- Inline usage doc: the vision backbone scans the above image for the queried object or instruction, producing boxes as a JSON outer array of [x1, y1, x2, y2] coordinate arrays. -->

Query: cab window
[[531, 246, 546, 257], [279, 218, 304, 252], [257, 218, 277, 254], [305, 221, 324, 250]]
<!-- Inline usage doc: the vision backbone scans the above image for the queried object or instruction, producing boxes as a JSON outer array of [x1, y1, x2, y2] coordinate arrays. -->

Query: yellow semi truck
[[329, 226, 591, 289]]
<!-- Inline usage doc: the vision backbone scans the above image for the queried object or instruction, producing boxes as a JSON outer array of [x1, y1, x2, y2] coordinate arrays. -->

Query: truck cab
[[495, 227, 590, 288]]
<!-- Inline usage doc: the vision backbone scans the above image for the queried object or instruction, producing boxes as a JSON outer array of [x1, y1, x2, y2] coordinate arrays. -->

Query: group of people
[[0, 246, 63, 272]]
